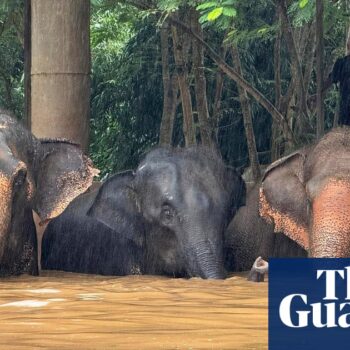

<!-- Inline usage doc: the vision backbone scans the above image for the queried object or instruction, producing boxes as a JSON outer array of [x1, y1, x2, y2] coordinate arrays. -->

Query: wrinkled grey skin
[[42, 171, 186, 276], [42, 172, 145, 275], [225, 183, 306, 272], [42, 147, 246, 279], [0, 109, 96, 276]]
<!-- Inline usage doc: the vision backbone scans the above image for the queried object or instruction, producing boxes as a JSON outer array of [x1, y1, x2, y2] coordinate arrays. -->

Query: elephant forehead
[[137, 162, 178, 191], [184, 186, 210, 209], [304, 152, 350, 183], [137, 160, 176, 176]]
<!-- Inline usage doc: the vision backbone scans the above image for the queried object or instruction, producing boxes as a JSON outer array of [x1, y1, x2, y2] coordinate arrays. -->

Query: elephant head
[[259, 127, 350, 257], [0, 110, 97, 275], [34, 139, 99, 224], [88, 147, 245, 279]]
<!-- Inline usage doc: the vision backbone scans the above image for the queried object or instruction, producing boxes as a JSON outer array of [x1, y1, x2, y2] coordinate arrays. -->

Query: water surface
[[0, 272, 267, 349]]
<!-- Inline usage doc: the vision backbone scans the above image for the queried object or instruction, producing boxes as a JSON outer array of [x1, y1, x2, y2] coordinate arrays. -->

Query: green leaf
[[257, 27, 268, 34], [222, 7, 237, 17], [199, 13, 209, 23], [91, 0, 102, 6], [299, 0, 309, 8], [207, 7, 223, 21], [196, 2, 217, 10], [222, 0, 236, 5]]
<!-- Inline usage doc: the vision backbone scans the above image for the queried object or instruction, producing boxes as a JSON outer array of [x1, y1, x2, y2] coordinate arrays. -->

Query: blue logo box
[[269, 258, 350, 350]]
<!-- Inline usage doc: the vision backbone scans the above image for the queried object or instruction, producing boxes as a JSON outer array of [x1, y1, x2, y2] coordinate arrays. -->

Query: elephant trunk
[[0, 161, 28, 262], [187, 238, 226, 279], [311, 179, 350, 257], [0, 173, 12, 261]]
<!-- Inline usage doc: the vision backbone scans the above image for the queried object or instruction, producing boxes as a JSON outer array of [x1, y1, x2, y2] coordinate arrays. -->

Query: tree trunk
[[212, 33, 228, 143], [191, 10, 213, 147], [159, 21, 178, 146], [231, 45, 260, 182], [212, 69, 225, 142], [316, 0, 324, 139], [278, 0, 309, 131], [303, 22, 316, 102], [171, 22, 195, 146], [344, 0, 350, 54], [24, 0, 31, 129], [271, 7, 282, 162], [31, 0, 90, 151], [169, 16, 296, 146]]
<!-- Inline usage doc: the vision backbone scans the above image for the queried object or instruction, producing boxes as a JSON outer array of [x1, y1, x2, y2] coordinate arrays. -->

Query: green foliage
[[0, 0, 24, 118], [288, 0, 315, 27], [299, 0, 309, 9], [157, 0, 183, 12], [90, 12, 162, 176], [197, 0, 237, 25], [89, 0, 348, 172], [0, 0, 347, 176], [207, 7, 223, 21], [156, 0, 199, 12]]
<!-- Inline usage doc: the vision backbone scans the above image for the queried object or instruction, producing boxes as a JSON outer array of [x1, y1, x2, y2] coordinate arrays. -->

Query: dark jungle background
[[0, 0, 347, 179]]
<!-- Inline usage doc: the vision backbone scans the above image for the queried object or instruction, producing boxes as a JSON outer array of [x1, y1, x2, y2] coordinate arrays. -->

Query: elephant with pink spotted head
[[259, 127, 350, 257]]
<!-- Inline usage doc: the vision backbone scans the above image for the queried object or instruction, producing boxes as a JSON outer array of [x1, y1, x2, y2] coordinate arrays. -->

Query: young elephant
[[0, 109, 97, 276], [42, 147, 246, 279], [260, 127, 350, 257], [225, 183, 306, 272]]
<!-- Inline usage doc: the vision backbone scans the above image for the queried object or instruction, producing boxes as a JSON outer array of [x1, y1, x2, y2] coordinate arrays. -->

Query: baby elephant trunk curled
[[311, 179, 350, 257]]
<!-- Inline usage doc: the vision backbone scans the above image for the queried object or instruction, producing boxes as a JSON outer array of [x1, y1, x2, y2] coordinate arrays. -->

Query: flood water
[[0, 272, 267, 349]]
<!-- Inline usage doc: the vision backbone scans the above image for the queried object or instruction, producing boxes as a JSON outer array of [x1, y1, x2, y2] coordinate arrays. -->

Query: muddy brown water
[[0, 272, 267, 350]]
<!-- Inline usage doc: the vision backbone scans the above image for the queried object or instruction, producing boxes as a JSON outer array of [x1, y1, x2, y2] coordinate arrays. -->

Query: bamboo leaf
[[199, 13, 209, 23], [207, 7, 223, 21], [299, 0, 309, 9], [222, 7, 237, 17], [222, 0, 236, 5], [196, 2, 217, 10]]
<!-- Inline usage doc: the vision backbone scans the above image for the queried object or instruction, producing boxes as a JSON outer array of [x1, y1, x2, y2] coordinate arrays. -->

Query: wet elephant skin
[[42, 147, 246, 279], [0, 109, 96, 276]]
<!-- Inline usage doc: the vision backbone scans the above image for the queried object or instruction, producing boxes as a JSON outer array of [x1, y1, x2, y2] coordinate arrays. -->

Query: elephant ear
[[259, 149, 310, 250], [34, 139, 99, 224], [87, 171, 144, 246]]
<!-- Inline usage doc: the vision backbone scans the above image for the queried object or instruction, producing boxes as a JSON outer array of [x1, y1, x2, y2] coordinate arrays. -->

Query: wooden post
[[31, 0, 90, 150]]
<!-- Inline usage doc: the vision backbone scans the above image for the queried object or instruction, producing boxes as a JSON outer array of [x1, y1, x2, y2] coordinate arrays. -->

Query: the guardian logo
[[279, 268, 350, 328], [269, 259, 350, 350]]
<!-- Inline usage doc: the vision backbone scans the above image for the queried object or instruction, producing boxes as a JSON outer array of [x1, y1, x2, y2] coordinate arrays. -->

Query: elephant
[[225, 183, 307, 272], [259, 127, 350, 257], [41, 147, 246, 279], [0, 109, 97, 276]]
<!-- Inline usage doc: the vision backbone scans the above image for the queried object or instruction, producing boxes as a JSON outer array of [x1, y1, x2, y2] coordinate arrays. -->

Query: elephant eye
[[160, 204, 175, 225]]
